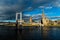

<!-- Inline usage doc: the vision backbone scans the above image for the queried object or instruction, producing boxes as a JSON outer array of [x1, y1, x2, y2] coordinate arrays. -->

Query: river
[[0, 26, 60, 40]]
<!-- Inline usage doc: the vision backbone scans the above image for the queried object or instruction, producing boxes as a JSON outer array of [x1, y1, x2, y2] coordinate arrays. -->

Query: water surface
[[0, 26, 60, 40]]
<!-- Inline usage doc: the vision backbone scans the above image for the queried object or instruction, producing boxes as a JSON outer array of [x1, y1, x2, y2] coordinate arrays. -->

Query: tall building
[[42, 9, 49, 26], [29, 17, 32, 23]]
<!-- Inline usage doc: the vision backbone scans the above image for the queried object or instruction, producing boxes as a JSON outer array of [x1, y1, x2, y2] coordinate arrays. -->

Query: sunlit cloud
[[45, 7, 52, 9], [24, 14, 31, 16], [38, 6, 44, 8]]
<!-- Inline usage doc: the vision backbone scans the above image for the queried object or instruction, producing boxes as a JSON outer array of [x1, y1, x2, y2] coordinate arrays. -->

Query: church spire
[[42, 8, 44, 14], [42, 9, 45, 17]]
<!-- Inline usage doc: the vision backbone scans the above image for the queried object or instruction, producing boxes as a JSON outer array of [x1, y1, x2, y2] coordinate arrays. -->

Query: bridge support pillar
[[16, 12, 23, 25]]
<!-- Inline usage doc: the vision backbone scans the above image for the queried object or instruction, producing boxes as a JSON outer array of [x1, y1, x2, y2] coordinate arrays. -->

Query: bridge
[[16, 10, 60, 25], [15, 12, 43, 27], [15, 10, 60, 27]]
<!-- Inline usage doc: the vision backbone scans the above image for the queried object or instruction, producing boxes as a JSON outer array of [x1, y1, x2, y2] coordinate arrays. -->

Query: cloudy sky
[[0, 0, 60, 21]]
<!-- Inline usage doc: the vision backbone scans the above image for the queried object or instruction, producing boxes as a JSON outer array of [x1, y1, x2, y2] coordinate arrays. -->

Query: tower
[[42, 9, 49, 26], [29, 17, 32, 23], [16, 12, 24, 25], [20, 12, 22, 21], [20, 12, 23, 24]]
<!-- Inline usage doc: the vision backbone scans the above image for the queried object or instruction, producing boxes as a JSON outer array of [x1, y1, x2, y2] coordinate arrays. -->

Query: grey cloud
[[0, 0, 59, 20]]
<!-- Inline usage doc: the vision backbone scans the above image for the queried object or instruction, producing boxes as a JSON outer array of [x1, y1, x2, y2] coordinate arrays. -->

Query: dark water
[[0, 26, 60, 40]]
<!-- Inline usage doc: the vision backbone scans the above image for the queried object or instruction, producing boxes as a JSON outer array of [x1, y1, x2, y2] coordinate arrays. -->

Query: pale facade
[[42, 10, 49, 26]]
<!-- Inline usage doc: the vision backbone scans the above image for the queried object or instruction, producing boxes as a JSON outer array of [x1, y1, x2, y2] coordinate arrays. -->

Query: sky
[[0, 0, 60, 21]]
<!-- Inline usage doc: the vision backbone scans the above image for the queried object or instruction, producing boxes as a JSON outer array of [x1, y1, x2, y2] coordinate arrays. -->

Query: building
[[29, 17, 33, 23], [41, 9, 49, 26]]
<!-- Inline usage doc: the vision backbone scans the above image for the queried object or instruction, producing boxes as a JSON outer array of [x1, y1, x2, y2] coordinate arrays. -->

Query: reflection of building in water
[[42, 27, 51, 39]]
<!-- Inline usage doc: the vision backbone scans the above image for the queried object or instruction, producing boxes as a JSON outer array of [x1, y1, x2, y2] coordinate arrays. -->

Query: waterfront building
[[41, 10, 49, 26], [29, 17, 33, 24]]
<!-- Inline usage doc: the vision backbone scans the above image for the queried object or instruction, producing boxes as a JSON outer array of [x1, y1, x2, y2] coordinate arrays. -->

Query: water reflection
[[42, 27, 60, 40], [42, 27, 51, 40], [0, 26, 16, 40], [0, 26, 60, 40], [18, 27, 41, 40]]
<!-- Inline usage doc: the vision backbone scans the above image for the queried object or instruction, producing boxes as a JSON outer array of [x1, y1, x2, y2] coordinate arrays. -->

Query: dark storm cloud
[[0, 0, 59, 20]]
